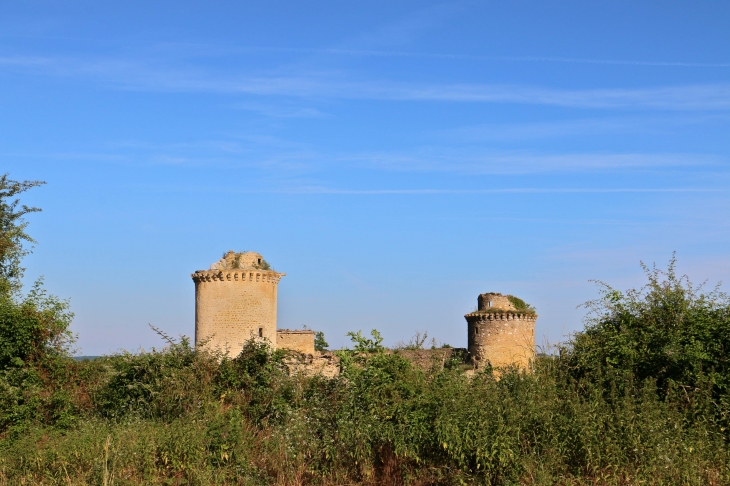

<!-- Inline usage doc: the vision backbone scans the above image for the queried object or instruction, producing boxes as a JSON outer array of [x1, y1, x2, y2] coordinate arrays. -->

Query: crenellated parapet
[[464, 311, 537, 323], [191, 269, 286, 284]]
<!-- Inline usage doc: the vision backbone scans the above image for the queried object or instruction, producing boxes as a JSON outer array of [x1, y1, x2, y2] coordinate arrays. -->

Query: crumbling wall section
[[277, 329, 316, 355]]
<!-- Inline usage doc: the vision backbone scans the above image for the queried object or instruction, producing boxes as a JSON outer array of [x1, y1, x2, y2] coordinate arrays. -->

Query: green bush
[[506, 295, 533, 311], [314, 331, 329, 352], [343, 329, 385, 353], [0, 280, 77, 435], [93, 334, 220, 421], [0, 280, 74, 369], [0, 174, 45, 296], [564, 256, 730, 400], [216, 339, 293, 424]]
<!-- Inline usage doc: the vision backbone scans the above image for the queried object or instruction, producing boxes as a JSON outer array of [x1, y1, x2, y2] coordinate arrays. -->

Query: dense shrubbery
[[565, 257, 730, 400], [2, 174, 730, 484], [1, 327, 729, 485], [2, 258, 730, 484], [0, 280, 74, 369], [0, 175, 80, 439], [2, 266, 730, 485]]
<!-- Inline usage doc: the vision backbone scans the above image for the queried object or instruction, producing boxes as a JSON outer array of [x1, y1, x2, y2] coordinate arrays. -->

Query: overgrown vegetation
[[2, 175, 730, 484], [314, 331, 329, 352], [344, 329, 385, 353], [506, 295, 535, 312], [3, 310, 730, 484], [394, 330, 429, 350], [255, 259, 272, 271], [0, 174, 45, 296], [222, 251, 273, 271]]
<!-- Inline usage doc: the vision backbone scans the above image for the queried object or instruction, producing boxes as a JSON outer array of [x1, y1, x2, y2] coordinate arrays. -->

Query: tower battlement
[[191, 269, 285, 284]]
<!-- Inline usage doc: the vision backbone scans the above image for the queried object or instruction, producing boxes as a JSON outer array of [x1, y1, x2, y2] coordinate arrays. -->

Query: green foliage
[[0, 175, 81, 438], [314, 330, 329, 352], [3, 258, 730, 484], [0, 174, 45, 296], [223, 251, 273, 271], [216, 338, 293, 424], [396, 330, 429, 350], [345, 329, 385, 353], [231, 251, 243, 269], [564, 255, 730, 399], [507, 295, 534, 311], [256, 258, 272, 270], [0, 279, 74, 370], [0, 279, 76, 435], [93, 332, 219, 421], [2, 346, 728, 484]]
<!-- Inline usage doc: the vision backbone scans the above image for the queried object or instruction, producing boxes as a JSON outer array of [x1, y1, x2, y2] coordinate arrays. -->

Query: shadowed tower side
[[192, 251, 285, 357], [464, 292, 537, 370]]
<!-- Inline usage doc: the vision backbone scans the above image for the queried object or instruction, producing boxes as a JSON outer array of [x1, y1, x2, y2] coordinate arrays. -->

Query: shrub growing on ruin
[[506, 295, 533, 311]]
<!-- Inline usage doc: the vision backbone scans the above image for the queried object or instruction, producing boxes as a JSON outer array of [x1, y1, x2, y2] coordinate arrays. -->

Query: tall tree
[[0, 174, 45, 295]]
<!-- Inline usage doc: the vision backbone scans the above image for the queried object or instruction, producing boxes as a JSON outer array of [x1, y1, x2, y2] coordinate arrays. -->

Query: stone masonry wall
[[193, 269, 284, 357], [277, 330, 316, 355], [465, 311, 536, 369], [478, 293, 517, 311]]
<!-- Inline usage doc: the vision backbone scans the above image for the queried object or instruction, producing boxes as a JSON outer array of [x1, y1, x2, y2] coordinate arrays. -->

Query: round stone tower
[[464, 292, 537, 370], [192, 251, 285, 356]]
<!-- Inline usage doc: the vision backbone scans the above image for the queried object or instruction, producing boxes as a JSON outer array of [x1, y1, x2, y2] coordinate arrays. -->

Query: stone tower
[[464, 292, 537, 369], [192, 251, 285, 356]]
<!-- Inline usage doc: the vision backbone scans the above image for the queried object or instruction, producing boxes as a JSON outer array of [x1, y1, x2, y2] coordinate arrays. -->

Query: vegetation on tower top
[[211, 250, 274, 271], [507, 295, 536, 312]]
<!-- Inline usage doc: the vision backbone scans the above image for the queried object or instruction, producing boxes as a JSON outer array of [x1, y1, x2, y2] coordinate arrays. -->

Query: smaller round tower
[[192, 251, 285, 356], [464, 292, 537, 370]]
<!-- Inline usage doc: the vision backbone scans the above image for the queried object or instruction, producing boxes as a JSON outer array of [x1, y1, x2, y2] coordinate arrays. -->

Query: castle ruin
[[192, 252, 535, 368], [464, 292, 537, 369], [192, 251, 314, 356]]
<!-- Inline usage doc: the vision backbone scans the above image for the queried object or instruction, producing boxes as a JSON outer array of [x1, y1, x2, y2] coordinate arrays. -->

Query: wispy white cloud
[[262, 47, 730, 68], [435, 115, 730, 142], [344, 151, 719, 174], [382, 83, 730, 110], [126, 183, 724, 195], [234, 101, 326, 118], [88, 43, 730, 68], [2, 54, 730, 110], [266, 186, 722, 195], [4, 138, 721, 176]]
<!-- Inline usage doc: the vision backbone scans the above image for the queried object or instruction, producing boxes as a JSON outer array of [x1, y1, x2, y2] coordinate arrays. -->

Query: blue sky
[[2, 1, 729, 354]]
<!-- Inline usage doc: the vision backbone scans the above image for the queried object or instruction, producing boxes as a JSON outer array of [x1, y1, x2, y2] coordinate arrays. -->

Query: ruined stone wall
[[283, 349, 470, 378], [465, 311, 536, 370], [478, 293, 517, 311], [193, 269, 284, 357], [277, 330, 315, 355], [390, 348, 468, 370]]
